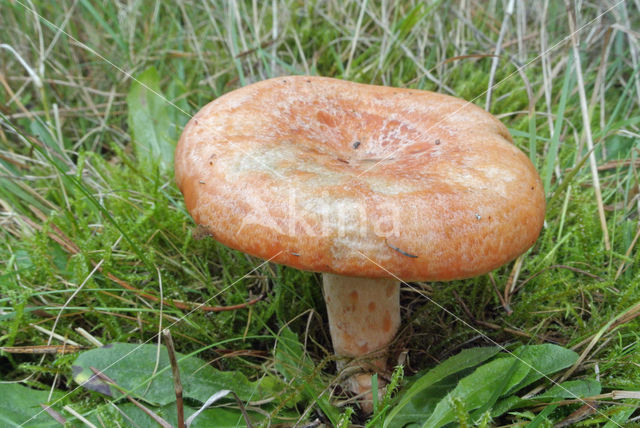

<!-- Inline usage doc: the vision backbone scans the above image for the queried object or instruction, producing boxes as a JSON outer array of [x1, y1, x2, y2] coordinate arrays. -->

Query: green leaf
[[118, 402, 263, 428], [0, 383, 62, 428], [540, 379, 601, 399], [423, 356, 525, 428], [491, 379, 601, 417], [72, 343, 273, 406], [511, 344, 579, 392], [421, 345, 578, 428], [383, 346, 499, 428], [275, 327, 340, 425], [127, 67, 181, 170]]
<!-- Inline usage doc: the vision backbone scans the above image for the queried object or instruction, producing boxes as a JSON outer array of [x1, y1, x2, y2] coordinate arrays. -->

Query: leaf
[[510, 344, 579, 392], [422, 345, 579, 428], [491, 379, 601, 417], [383, 346, 499, 428], [127, 67, 181, 170], [383, 377, 460, 428], [274, 327, 340, 425], [118, 402, 268, 428], [423, 356, 526, 427], [0, 383, 62, 428], [72, 343, 274, 406], [539, 379, 601, 399]]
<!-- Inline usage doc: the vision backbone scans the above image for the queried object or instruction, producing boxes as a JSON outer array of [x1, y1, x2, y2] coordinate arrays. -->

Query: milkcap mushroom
[[175, 76, 545, 411]]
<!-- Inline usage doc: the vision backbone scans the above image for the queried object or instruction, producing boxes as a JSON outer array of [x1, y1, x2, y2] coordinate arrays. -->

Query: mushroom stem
[[322, 273, 400, 412]]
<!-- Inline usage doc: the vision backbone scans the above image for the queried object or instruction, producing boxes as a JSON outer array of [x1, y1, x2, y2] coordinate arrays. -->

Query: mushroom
[[174, 76, 545, 412]]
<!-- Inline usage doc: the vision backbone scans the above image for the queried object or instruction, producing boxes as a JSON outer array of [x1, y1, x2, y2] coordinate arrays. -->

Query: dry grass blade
[[30, 324, 81, 347], [75, 327, 104, 347], [503, 254, 524, 310], [564, 301, 640, 385], [485, 0, 514, 111], [564, 0, 611, 250], [62, 405, 97, 428], [40, 404, 66, 425]]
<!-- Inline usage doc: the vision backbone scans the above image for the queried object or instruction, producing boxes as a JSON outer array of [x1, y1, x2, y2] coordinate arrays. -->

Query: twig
[[0, 345, 86, 354], [163, 329, 185, 428]]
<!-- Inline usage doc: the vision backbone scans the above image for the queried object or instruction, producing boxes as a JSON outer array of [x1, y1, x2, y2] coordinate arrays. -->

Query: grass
[[1, 0, 640, 426]]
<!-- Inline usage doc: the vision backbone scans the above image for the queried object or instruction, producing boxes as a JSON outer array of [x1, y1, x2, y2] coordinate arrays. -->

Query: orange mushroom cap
[[175, 76, 545, 281]]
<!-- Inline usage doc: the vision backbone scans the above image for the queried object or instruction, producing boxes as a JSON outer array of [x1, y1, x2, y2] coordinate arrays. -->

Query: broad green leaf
[[540, 379, 601, 399], [423, 357, 526, 428], [72, 343, 274, 406], [382, 377, 460, 428], [469, 356, 530, 420], [423, 345, 579, 427], [127, 67, 180, 170], [492, 379, 601, 417], [383, 346, 499, 428], [0, 383, 62, 428], [118, 402, 271, 428], [511, 344, 579, 392]]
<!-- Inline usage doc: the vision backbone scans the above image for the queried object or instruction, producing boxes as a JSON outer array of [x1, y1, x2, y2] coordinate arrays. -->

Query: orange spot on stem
[[383, 311, 391, 333], [386, 285, 395, 298]]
